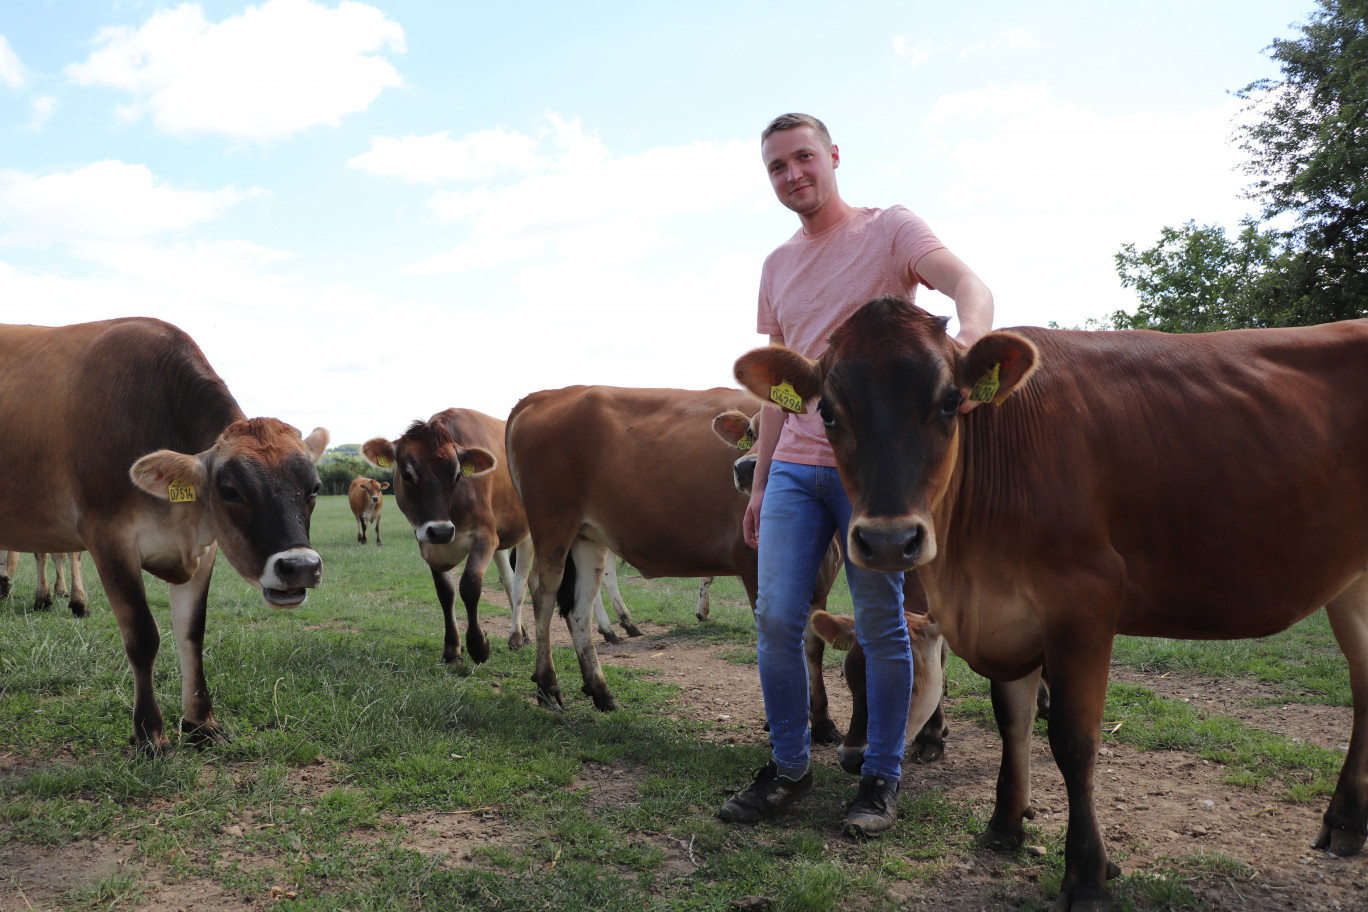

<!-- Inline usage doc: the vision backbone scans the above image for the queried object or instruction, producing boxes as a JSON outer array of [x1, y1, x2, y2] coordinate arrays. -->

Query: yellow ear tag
[[770, 380, 806, 414], [461, 463, 475, 477], [969, 362, 1002, 404], [377, 455, 392, 468], [736, 430, 756, 451], [168, 478, 197, 503]]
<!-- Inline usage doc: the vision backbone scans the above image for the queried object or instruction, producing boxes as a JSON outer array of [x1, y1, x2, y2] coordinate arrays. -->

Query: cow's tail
[[554, 550, 577, 619], [504, 405, 525, 500]]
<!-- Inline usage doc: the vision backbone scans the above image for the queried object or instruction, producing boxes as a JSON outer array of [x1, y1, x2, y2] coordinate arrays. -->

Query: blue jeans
[[756, 460, 912, 782]]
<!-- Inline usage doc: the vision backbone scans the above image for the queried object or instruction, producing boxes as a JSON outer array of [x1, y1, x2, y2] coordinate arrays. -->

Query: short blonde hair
[[761, 113, 833, 150]]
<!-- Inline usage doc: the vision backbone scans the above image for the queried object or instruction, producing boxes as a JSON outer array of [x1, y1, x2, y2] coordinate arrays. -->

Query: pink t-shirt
[[758, 205, 945, 467]]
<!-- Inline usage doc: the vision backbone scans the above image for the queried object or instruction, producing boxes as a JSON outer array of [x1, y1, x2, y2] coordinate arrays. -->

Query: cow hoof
[[34, 595, 53, 612], [442, 651, 464, 667], [586, 689, 618, 712], [1106, 860, 1121, 880], [132, 735, 176, 758], [69, 599, 89, 618], [976, 825, 1026, 851], [622, 622, 644, 637], [182, 720, 231, 748], [599, 628, 622, 645], [0, 578, 10, 599], [696, 611, 709, 622], [836, 744, 865, 776], [467, 633, 491, 664], [811, 719, 843, 746], [910, 739, 944, 764], [1049, 886, 1115, 912], [507, 631, 526, 650], [1313, 824, 1367, 856]]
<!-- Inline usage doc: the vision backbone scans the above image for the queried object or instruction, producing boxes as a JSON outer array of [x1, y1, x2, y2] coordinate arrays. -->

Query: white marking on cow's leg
[[260, 547, 323, 605], [1319, 574, 1368, 855], [592, 571, 617, 643], [906, 622, 945, 747], [601, 553, 641, 636], [170, 544, 227, 745], [493, 547, 522, 648], [67, 552, 88, 617], [696, 577, 712, 621], [568, 538, 616, 711], [510, 537, 533, 645]]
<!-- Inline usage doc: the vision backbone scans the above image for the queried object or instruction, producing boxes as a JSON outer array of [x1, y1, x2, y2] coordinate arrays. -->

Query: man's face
[[761, 125, 839, 220]]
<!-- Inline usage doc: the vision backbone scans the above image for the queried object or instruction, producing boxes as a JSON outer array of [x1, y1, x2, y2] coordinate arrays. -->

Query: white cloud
[[918, 84, 1254, 329], [25, 96, 57, 130], [0, 34, 25, 87], [0, 161, 262, 242], [349, 128, 549, 183], [894, 29, 1039, 67], [65, 0, 405, 142], [396, 115, 763, 274]]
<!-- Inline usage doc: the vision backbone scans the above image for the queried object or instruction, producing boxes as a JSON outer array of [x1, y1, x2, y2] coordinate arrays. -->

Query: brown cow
[[348, 476, 389, 546], [0, 551, 86, 616], [734, 295, 1368, 910], [505, 386, 842, 731], [0, 317, 328, 754]]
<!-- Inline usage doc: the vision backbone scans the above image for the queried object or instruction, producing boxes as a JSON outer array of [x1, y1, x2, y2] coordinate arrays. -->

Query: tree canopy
[[1112, 0, 1368, 332]]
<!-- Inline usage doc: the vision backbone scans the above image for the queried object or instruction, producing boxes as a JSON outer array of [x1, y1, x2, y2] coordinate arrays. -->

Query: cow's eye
[[218, 484, 244, 504], [818, 400, 837, 428], [939, 389, 962, 418], [309, 483, 320, 500]]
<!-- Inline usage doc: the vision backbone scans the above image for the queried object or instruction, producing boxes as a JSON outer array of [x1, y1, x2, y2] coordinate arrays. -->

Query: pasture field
[[2, 495, 1365, 911]]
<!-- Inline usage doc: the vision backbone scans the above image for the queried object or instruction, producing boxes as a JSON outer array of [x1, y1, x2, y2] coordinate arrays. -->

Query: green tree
[[1115, 0, 1368, 331]]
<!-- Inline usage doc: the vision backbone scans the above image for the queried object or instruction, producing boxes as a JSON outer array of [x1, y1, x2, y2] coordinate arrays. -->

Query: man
[[719, 113, 993, 836]]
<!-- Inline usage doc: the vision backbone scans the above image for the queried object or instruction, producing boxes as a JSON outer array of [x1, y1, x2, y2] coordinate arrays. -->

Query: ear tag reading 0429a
[[968, 362, 1002, 404], [168, 478, 197, 503], [735, 430, 756, 451], [770, 380, 806, 414]]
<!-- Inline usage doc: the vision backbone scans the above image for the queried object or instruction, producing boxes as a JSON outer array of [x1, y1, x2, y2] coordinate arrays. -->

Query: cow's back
[[946, 319, 1368, 641], [0, 318, 242, 551], [507, 386, 758, 576]]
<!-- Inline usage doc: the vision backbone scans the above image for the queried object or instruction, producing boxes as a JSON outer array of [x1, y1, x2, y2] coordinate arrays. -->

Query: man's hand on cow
[[743, 492, 763, 549]]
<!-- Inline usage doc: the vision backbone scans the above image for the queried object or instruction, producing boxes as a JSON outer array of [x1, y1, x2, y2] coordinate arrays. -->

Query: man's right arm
[[743, 334, 786, 549]]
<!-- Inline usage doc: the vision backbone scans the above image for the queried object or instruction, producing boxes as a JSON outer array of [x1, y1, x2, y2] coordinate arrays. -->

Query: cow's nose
[[848, 518, 931, 571], [420, 521, 456, 545]]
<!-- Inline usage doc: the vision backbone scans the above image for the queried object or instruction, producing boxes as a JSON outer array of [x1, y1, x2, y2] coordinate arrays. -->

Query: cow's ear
[[808, 610, 857, 651], [711, 410, 754, 448], [303, 427, 330, 464], [379, 481, 390, 490], [956, 331, 1038, 406], [362, 437, 396, 469], [456, 446, 497, 479], [131, 451, 207, 502], [734, 346, 822, 404]]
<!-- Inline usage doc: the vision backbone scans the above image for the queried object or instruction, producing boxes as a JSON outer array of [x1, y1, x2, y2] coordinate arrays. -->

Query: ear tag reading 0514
[[168, 478, 196, 503], [968, 362, 1002, 404], [735, 430, 756, 451], [770, 380, 806, 414]]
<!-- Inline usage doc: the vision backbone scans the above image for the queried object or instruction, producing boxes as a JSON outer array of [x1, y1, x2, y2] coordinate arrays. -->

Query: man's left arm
[[914, 247, 994, 347]]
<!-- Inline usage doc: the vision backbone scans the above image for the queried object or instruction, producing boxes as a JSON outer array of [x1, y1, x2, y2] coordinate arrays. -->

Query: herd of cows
[[5, 300, 1368, 910]]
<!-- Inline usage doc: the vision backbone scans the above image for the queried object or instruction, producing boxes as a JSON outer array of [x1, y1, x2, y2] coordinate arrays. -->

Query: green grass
[[0, 494, 1353, 911]]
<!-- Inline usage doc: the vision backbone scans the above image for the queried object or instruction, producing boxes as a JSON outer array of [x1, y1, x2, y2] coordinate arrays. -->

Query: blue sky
[[0, 1, 1311, 445]]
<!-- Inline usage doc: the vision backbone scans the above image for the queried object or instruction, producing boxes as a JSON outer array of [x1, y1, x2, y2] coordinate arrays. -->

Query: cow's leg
[[67, 553, 88, 618], [807, 539, 844, 745], [0, 550, 14, 599], [497, 540, 533, 649], [601, 557, 642, 638], [171, 545, 228, 746], [910, 636, 950, 763], [356, 515, 366, 544], [1317, 575, 1368, 856], [87, 539, 170, 754], [696, 577, 712, 621], [1041, 630, 1117, 912], [54, 552, 69, 599], [374, 512, 381, 547], [529, 541, 570, 708], [567, 538, 616, 710], [32, 553, 52, 611], [455, 540, 494, 664], [431, 567, 465, 665], [837, 640, 870, 775], [591, 581, 621, 644], [977, 669, 1043, 850]]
